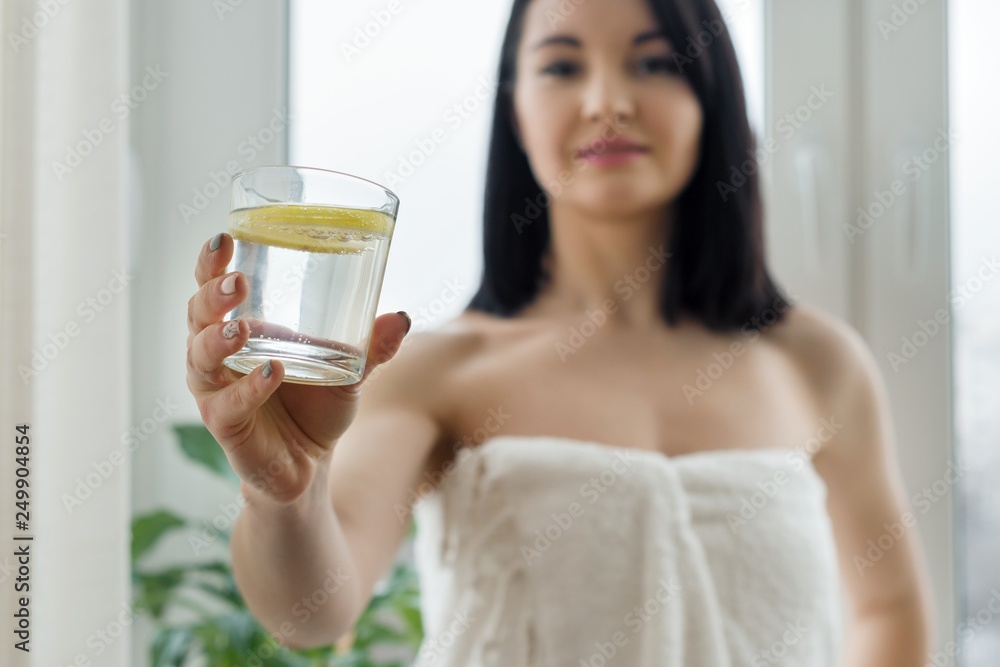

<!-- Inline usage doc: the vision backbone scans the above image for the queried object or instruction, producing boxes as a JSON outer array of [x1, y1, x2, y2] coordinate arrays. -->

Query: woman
[[185, 0, 935, 663]]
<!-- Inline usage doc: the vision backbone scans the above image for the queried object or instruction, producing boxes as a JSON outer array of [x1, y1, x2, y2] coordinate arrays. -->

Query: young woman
[[185, 0, 935, 663]]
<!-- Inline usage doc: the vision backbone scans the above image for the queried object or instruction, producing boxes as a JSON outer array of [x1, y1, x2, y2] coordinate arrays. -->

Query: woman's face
[[512, 0, 704, 219]]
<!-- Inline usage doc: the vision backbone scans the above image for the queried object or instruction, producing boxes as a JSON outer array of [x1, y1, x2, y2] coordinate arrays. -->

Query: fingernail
[[220, 273, 238, 295], [209, 233, 223, 252], [223, 320, 240, 339], [261, 360, 273, 378], [397, 311, 412, 334]]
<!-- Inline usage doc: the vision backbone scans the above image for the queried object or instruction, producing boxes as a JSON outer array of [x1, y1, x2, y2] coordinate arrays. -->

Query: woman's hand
[[185, 233, 411, 505]]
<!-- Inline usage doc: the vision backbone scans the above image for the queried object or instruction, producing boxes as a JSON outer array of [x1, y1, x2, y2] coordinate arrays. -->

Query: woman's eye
[[637, 55, 681, 76], [541, 61, 579, 77]]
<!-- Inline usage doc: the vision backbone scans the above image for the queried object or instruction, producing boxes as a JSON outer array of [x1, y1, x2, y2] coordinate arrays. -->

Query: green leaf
[[354, 617, 411, 646], [398, 606, 423, 638], [151, 625, 195, 666], [188, 578, 242, 609], [133, 566, 189, 619], [206, 611, 259, 653], [137, 463, 425, 664], [132, 510, 186, 561], [173, 424, 240, 484]]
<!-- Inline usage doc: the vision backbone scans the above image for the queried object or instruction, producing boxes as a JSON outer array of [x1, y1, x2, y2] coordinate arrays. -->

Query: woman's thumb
[[359, 311, 412, 380]]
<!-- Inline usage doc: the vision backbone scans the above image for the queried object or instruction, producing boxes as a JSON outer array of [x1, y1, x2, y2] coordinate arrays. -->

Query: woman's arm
[[798, 309, 936, 666]]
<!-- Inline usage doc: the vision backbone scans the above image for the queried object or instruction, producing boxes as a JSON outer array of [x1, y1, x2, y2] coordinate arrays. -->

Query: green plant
[[131, 424, 424, 666]]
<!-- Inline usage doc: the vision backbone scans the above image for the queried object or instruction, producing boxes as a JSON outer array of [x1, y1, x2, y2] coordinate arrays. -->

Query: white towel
[[411, 435, 845, 666]]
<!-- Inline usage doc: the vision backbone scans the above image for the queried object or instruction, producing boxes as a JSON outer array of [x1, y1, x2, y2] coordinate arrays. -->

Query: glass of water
[[222, 165, 399, 386]]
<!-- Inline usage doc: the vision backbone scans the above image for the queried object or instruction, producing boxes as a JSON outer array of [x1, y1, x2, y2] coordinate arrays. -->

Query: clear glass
[[222, 165, 399, 386]]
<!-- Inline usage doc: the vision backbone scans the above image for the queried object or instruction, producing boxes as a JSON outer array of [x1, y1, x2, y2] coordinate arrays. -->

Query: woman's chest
[[433, 326, 825, 461]]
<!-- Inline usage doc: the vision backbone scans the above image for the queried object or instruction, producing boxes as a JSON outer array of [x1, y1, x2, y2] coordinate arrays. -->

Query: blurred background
[[0, 0, 996, 665]]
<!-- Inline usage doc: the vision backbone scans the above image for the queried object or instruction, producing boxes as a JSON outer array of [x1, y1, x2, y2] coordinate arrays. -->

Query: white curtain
[[0, 1, 130, 666]]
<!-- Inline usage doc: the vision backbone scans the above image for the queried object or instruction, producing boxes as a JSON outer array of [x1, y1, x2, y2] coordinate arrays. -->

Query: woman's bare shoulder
[[768, 302, 879, 407], [361, 309, 505, 404]]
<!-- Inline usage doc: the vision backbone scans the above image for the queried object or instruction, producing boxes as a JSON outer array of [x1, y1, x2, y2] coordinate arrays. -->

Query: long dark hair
[[464, 0, 793, 333]]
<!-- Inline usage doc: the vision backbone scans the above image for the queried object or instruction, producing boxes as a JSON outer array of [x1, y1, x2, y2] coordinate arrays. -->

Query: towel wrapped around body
[[410, 434, 846, 666]]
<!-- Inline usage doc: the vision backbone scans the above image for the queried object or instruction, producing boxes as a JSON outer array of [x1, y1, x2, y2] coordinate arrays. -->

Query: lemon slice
[[229, 204, 394, 254]]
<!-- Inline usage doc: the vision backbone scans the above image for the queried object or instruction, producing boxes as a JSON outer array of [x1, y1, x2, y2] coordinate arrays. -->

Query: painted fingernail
[[223, 320, 240, 339], [220, 273, 238, 295], [209, 233, 223, 252], [261, 360, 273, 378], [397, 310, 412, 334]]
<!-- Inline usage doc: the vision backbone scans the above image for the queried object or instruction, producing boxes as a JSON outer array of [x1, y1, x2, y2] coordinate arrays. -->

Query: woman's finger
[[195, 233, 232, 287], [186, 319, 249, 394], [187, 271, 246, 339]]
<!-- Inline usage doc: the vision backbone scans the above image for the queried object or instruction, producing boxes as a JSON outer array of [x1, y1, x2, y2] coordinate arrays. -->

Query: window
[[951, 1, 1000, 663], [290, 1, 512, 330], [290, 0, 764, 331]]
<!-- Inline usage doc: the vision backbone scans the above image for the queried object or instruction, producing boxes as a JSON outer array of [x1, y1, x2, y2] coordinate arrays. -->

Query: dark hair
[[464, 0, 793, 333]]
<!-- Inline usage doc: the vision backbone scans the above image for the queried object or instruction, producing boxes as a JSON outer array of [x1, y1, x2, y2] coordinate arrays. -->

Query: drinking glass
[[222, 166, 399, 386]]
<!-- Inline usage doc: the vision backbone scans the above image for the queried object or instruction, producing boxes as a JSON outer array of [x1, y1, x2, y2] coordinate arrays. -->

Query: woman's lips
[[577, 147, 648, 166]]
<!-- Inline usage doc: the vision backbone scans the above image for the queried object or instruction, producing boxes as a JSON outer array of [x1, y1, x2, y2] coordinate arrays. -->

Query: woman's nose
[[581, 69, 636, 125]]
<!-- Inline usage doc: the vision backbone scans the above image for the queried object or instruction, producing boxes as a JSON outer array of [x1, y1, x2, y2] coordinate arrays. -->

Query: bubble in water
[[304, 227, 334, 240]]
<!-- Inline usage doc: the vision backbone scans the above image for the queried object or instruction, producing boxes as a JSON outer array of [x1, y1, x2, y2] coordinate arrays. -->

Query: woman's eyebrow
[[532, 35, 581, 50], [633, 30, 668, 46], [532, 30, 669, 51]]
